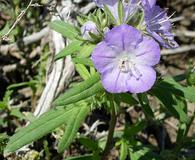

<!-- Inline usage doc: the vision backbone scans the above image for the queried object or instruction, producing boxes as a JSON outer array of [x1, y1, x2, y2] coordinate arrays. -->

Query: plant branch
[[0, 27, 49, 55], [161, 45, 195, 55], [1, 0, 33, 40]]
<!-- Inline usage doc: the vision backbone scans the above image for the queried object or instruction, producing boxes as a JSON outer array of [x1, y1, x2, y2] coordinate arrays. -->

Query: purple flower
[[91, 24, 160, 93], [141, 0, 178, 48], [81, 21, 99, 40], [94, 0, 139, 23]]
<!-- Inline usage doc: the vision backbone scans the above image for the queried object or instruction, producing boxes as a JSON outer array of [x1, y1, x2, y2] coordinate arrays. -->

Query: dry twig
[[1, 0, 34, 40], [161, 45, 195, 55], [0, 27, 49, 55]]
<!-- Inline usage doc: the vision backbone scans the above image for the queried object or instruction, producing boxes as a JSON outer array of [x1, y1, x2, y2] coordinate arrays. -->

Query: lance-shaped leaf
[[153, 77, 195, 102], [151, 76, 195, 122], [55, 41, 82, 61], [65, 154, 100, 160], [103, 4, 116, 25], [118, 0, 124, 25], [53, 73, 104, 106], [138, 93, 154, 118], [49, 20, 79, 40], [79, 44, 95, 58], [58, 102, 90, 153], [73, 58, 94, 67], [75, 64, 91, 80], [120, 140, 128, 160], [4, 105, 87, 154]]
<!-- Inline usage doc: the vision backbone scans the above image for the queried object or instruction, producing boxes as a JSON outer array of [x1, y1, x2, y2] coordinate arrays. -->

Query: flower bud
[[81, 21, 99, 40]]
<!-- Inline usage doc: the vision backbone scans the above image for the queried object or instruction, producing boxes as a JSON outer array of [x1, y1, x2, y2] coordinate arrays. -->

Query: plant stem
[[102, 100, 117, 160]]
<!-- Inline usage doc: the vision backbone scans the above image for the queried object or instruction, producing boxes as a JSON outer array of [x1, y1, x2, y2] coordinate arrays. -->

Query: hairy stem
[[102, 100, 117, 160]]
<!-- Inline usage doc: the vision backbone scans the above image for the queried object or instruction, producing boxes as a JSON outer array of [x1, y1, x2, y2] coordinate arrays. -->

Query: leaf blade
[[4, 106, 80, 154], [53, 73, 104, 106], [49, 20, 79, 40], [58, 103, 90, 152], [55, 41, 82, 61]]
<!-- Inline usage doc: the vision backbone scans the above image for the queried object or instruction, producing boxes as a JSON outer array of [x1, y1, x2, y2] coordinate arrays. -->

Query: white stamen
[[118, 56, 142, 80]]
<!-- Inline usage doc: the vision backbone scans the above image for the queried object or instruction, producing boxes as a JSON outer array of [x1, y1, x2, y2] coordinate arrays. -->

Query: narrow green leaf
[[176, 116, 194, 143], [151, 76, 195, 122], [124, 121, 146, 138], [73, 58, 94, 67], [75, 64, 91, 80], [153, 77, 195, 102], [58, 103, 90, 152], [103, 4, 116, 25], [129, 146, 160, 160], [173, 74, 186, 82], [151, 87, 188, 123], [120, 140, 128, 160], [118, 0, 124, 24], [7, 81, 37, 90], [65, 154, 100, 160], [49, 20, 79, 40], [55, 41, 82, 61], [138, 94, 154, 118], [0, 102, 7, 109], [4, 105, 81, 154], [79, 44, 95, 58], [53, 73, 104, 106], [0, 23, 9, 37], [56, 82, 103, 107], [79, 137, 100, 152], [0, 133, 9, 154], [10, 108, 25, 120], [114, 93, 138, 106]]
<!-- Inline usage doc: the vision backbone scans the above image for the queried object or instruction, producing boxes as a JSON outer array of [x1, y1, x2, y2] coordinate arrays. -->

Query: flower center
[[118, 57, 129, 72], [118, 56, 142, 80]]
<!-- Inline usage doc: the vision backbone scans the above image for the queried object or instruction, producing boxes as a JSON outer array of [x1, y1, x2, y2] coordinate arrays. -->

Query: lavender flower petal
[[91, 42, 118, 73], [102, 68, 129, 93], [91, 24, 161, 93], [141, 0, 178, 48], [105, 24, 142, 50], [126, 65, 156, 93], [142, 0, 156, 8], [135, 36, 160, 66]]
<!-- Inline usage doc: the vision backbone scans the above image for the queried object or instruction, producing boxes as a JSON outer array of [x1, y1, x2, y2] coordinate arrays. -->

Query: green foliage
[[53, 73, 104, 107], [151, 77, 195, 122], [187, 62, 195, 86], [118, 0, 124, 25], [55, 41, 82, 61], [58, 102, 90, 153], [0, 133, 9, 155], [65, 154, 100, 160], [79, 44, 96, 58], [114, 93, 138, 106], [138, 93, 154, 118], [49, 20, 79, 40], [119, 139, 128, 160], [129, 146, 160, 160], [79, 137, 100, 152], [73, 58, 94, 67], [103, 4, 116, 25], [154, 77, 195, 103], [4, 104, 89, 154], [0, 90, 13, 110], [75, 64, 91, 80]]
